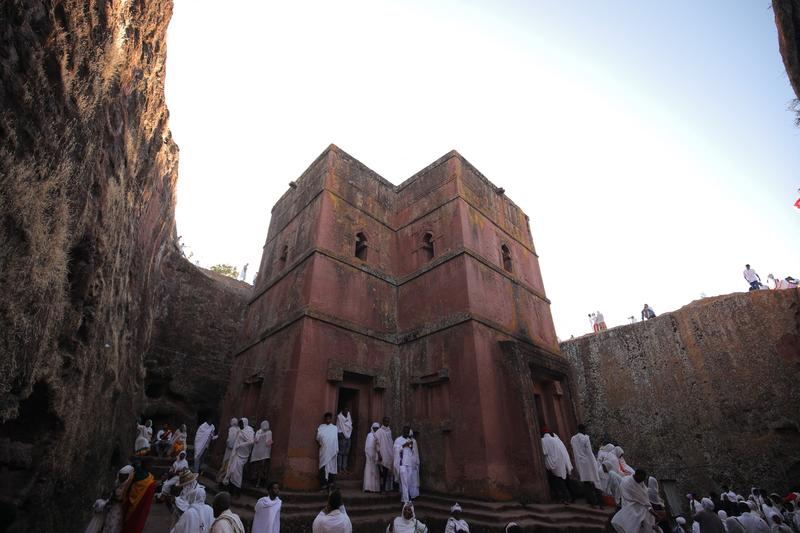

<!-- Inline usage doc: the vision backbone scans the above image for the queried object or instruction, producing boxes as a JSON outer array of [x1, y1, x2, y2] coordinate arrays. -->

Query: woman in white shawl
[[602, 460, 623, 507], [611, 470, 655, 533], [250, 420, 273, 488], [170, 486, 214, 533], [217, 418, 239, 482], [613, 446, 635, 476], [101, 465, 134, 533], [363, 422, 381, 492], [597, 444, 616, 493], [312, 489, 352, 533], [388, 502, 428, 533], [134, 420, 153, 455]]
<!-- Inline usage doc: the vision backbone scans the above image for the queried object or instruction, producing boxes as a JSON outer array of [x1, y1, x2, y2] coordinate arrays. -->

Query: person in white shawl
[[375, 417, 394, 492], [445, 503, 469, 533], [540, 427, 573, 503], [317, 412, 339, 489], [614, 446, 635, 476], [408, 430, 420, 500], [84, 498, 108, 533], [738, 501, 771, 533], [597, 444, 616, 494], [223, 418, 254, 497], [252, 482, 281, 533], [363, 422, 381, 492], [100, 465, 134, 533], [312, 489, 352, 533], [570, 425, 601, 506], [159, 451, 190, 499], [387, 502, 428, 533], [210, 492, 245, 533], [250, 420, 273, 488], [394, 427, 416, 503], [218, 418, 240, 483], [194, 419, 217, 473], [134, 419, 153, 455], [170, 486, 214, 533], [602, 460, 624, 507], [611, 470, 655, 533]]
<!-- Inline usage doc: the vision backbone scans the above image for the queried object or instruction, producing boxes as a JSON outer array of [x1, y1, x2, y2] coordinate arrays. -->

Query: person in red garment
[[122, 457, 157, 533]]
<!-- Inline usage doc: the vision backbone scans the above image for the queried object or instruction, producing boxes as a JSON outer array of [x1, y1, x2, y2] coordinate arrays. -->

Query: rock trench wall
[[0, 2, 247, 531], [561, 290, 800, 496]]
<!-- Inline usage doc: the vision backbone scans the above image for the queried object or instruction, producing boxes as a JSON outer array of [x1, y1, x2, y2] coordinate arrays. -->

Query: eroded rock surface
[[0, 2, 246, 531], [561, 290, 800, 496]]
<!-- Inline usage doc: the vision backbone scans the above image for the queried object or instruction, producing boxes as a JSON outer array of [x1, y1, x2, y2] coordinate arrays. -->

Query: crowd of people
[[743, 264, 799, 291], [538, 424, 800, 533]]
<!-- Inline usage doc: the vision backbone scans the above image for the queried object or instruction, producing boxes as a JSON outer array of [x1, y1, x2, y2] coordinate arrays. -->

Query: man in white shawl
[[252, 482, 281, 533], [540, 427, 573, 503], [250, 420, 273, 488], [363, 422, 381, 492], [387, 502, 428, 533], [611, 470, 655, 533], [376, 417, 394, 492], [408, 430, 420, 500], [737, 501, 771, 533], [570, 424, 601, 507], [312, 489, 352, 533], [336, 407, 353, 474], [223, 418, 254, 497], [170, 486, 214, 533], [218, 418, 240, 483], [210, 492, 245, 533], [194, 419, 217, 473], [317, 412, 339, 489], [394, 427, 416, 503]]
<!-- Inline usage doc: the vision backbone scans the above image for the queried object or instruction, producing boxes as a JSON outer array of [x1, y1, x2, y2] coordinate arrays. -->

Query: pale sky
[[165, 1, 800, 340]]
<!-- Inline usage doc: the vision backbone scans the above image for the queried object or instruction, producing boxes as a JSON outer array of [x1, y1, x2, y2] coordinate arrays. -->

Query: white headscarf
[[388, 503, 428, 533], [701, 498, 715, 512], [115, 465, 134, 499], [647, 476, 664, 506], [260, 420, 270, 431]]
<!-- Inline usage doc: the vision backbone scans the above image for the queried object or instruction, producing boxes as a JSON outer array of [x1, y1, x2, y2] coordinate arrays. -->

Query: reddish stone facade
[[220, 145, 578, 500]]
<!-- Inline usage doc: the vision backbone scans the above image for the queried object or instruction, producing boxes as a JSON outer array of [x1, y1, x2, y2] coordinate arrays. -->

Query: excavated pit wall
[[0, 2, 247, 531], [561, 290, 800, 497]]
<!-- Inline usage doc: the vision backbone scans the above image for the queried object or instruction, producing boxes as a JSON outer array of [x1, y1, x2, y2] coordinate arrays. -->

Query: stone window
[[278, 244, 288, 268], [355, 232, 368, 261], [501, 244, 512, 272], [422, 232, 434, 261]]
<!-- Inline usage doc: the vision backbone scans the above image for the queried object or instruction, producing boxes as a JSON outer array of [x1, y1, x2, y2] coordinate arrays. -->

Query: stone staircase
[[198, 473, 614, 532]]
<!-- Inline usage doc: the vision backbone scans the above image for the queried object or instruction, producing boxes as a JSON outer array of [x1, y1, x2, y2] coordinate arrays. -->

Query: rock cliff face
[[774, 0, 800, 99], [0, 2, 247, 531], [561, 290, 800, 496]]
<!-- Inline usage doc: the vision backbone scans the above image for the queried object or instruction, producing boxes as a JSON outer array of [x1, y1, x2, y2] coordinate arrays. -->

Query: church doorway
[[532, 377, 574, 442], [334, 374, 374, 480]]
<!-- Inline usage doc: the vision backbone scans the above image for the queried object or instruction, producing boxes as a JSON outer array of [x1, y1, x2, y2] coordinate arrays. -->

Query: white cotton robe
[[541, 433, 573, 479], [394, 437, 415, 503], [251, 422, 273, 463], [170, 487, 214, 533], [363, 429, 380, 492], [570, 433, 600, 487], [317, 423, 339, 479], [312, 508, 352, 533], [194, 422, 215, 459], [210, 510, 245, 533], [408, 437, 420, 499], [251, 496, 281, 533], [223, 419, 239, 463], [611, 476, 654, 533], [225, 419, 255, 488]]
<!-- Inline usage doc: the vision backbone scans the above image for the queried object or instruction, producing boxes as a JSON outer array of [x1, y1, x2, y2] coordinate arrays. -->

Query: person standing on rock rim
[[312, 489, 352, 533], [570, 424, 601, 508], [252, 481, 281, 533], [540, 426, 573, 504], [317, 412, 339, 490], [223, 417, 254, 497], [641, 304, 656, 321], [611, 469, 655, 533], [217, 418, 240, 483], [363, 422, 381, 492], [376, 417, 395, 492], [743, 264, 762, 291], [588, 312, 598, 333], [122, 457, 157, 533], [210, 492, 245, 533], [250, 420, 273, 488], [336, 407, 353, 474], [595, 310, 607, 331], [194, 418, 218, 474]]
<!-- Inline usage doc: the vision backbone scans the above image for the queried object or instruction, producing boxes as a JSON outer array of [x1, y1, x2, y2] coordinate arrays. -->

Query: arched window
[[278, 244, 288, 268], [422, 232, 434, 261], [355, 232, 368, 261], [501, 244, 512, 273]]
